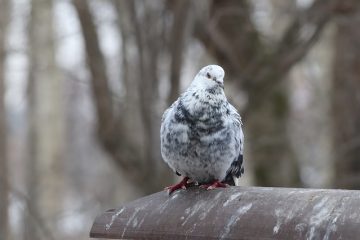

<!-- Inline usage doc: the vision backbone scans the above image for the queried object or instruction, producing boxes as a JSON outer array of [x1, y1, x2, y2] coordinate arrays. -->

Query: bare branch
[[72, 0, 115, 139], [167, 0, 191, 105], [126, 1, 158, 168], [72, 0, 141, 178], [113, 0, 130, 99], [73, 0, 169, 194], [247, 0, 339, 89], [194, 0, 340, 111], [194, 0, 261, 79]]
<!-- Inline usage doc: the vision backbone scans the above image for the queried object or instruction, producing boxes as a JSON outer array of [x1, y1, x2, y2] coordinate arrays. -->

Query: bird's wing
[[223, 104, 244, 186], [161, 99, 181, 176], [161, 99, 179, 123], [224, 154, 244, 186]]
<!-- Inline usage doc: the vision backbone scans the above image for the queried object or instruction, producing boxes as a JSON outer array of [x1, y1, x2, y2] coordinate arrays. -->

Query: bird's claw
[[164, 177, 190, 195], [200, 180, 228, 190]]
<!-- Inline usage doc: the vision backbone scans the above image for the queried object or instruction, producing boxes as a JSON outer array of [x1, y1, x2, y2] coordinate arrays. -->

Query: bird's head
[[192, 65, 225, 90]]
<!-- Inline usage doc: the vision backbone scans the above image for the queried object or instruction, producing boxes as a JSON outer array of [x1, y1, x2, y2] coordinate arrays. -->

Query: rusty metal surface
[[90, 186, 360, 239]]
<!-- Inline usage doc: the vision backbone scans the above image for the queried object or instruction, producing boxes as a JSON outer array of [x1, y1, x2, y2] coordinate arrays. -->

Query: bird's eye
[[206, 73, 211, 79]]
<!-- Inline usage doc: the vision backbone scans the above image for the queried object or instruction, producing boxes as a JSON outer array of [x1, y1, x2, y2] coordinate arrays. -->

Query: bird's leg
[[165, 177, 190, 194], [200, 180, 228, 190]]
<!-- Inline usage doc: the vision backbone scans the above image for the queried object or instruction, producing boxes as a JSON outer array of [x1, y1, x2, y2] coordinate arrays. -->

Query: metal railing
[[90, 186, 360, 239]]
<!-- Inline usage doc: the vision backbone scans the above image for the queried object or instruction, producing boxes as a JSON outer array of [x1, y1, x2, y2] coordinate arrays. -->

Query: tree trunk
[[34, 0, 64, 229], [0, 0, 10, 238], [333, 0, 360, 189], [24, 2, 40, 238], [24, 0, 63, 239]]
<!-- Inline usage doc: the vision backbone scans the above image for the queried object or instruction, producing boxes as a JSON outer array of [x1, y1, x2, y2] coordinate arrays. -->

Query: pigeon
[[160, 65, 244, 194]]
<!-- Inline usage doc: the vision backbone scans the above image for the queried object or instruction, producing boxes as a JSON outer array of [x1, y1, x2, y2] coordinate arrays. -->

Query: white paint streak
[[181, 201, 206, 226], [137, 214, 147, 228], [171, 193, 180, 199], [223, 192, 242, 207], [307, 197, 331, 240], [181, 192, 223, 227], [121, 204, 149, 238], [132, 217, 138, 228], [105, 208, 124, 230], [323, 196, 347, 240], [273, 209, 282, 234], [156, 195, 178, 216], [220, 203, 252, 239], [185, 222, 198, 237], [295, 223, 307, 234], [214, 191, 222, 200], [273, 203, 299, 235], [157, 195, 178, 215], [305, 196, 344, 240], [158, 198, 171, 214]]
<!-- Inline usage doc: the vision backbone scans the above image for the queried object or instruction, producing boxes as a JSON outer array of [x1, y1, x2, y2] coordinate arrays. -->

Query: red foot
[[165, 177, 190, 194], [200, 180, 228, 190]]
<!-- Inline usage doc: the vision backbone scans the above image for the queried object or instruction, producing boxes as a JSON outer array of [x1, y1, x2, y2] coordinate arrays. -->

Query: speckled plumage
[[161, 65, 244, 185]]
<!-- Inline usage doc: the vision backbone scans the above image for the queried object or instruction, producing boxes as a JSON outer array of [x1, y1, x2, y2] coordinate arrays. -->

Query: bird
[[160, 64, 244, 194]]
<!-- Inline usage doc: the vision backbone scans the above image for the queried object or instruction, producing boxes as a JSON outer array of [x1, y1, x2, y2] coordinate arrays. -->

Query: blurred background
[[0, 0, 359, 239]]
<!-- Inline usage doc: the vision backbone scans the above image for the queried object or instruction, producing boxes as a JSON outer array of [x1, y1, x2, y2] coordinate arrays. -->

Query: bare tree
[[72, 0, 136, 190], [73, 0, 196, 194], [126, 0, 160, 182], [167, 0, 191, 105], [72, 0, 134, 179], [24, 1, 40, 238], [73, 0, 341, 191], [0, 0, 10, 238], [333, 0, 360, 189], [24, 0, 61, 239], [192, 0, 340, 186]]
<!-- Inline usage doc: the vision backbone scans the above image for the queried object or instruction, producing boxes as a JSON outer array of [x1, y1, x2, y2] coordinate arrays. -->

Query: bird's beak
[[213, 77, 224, 89], [217, 81, 224, 89]]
